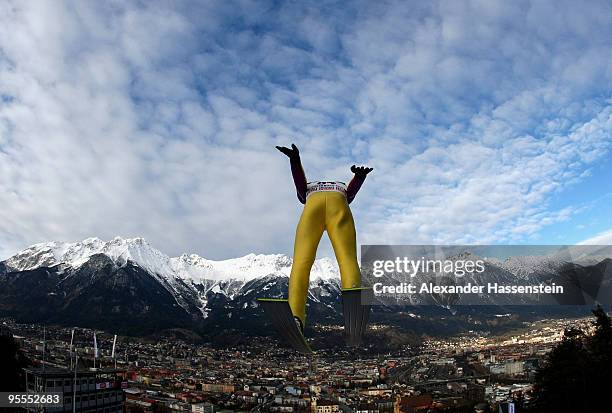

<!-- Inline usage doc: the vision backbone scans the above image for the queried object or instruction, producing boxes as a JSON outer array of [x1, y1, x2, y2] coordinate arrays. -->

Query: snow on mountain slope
[[3, 237, 340, 284], [170, 253, 290, 283], [5, 237, 174, 277], [487, 255, 567, 278]]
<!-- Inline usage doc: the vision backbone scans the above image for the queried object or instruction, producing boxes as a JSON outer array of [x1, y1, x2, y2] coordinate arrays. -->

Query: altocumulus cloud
[[0, 0, 611, 259]]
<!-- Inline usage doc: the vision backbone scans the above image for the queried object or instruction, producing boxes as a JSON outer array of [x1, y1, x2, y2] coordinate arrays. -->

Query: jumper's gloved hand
[[276, 144, 300, 160], [347, 165, 372, 204], [277, 143, 307, 204], [350, 165, 373, 177]]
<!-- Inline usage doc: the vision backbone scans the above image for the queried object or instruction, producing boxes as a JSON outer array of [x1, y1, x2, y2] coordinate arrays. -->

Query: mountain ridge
[[1, 237, 609, 345], [3, 236, 340, 284]]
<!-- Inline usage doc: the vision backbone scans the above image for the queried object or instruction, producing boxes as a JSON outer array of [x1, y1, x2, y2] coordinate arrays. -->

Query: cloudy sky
[[1, 0, 611, 260]]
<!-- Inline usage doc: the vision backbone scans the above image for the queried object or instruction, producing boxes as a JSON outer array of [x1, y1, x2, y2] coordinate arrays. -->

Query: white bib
[[306, 181, 347, 199]]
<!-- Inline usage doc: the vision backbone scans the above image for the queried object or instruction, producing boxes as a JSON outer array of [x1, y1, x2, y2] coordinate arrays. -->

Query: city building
[[24, 367, 126, 413], [314, 400, 339, 413], [192, 402, 215, 413]]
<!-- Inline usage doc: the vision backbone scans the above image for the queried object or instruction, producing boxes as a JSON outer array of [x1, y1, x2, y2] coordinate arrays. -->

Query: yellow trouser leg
[[288, 193, 325, 326], [326, 193, 361, 289]]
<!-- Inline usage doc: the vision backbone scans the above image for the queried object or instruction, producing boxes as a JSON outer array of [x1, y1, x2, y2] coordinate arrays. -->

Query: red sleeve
[[346, 174, 366, 204], [290, 157, 307, 204]]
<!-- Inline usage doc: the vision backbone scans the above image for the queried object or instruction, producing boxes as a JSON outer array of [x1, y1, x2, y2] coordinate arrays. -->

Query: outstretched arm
[[346, 165, 373, 204], [276, 144, 307, 204]]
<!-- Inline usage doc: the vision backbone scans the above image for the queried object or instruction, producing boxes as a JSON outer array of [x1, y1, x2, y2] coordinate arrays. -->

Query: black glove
[[351, 165, 373, 177], [276, 143, 300, 160]]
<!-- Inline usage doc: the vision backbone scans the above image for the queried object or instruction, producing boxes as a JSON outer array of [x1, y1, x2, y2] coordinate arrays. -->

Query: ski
[[257, 298, 313, 354], [342, 287, 372, 347]]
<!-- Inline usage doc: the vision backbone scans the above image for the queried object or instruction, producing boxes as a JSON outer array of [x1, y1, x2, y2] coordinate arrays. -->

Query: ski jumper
[[285, 155, 367, 327]]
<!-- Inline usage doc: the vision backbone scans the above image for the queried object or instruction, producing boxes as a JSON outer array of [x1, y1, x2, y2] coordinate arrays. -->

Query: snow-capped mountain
[[1, 238, 609, 340], [0, 237, 345, 337], [3, 237, 342, 307], [4, 237, 339, 284]]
